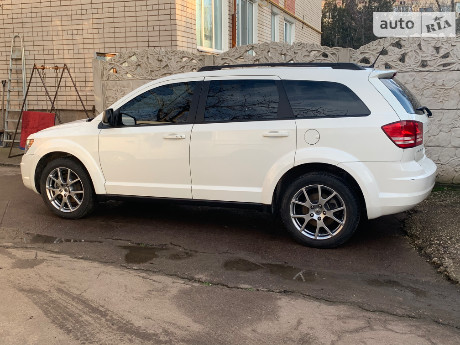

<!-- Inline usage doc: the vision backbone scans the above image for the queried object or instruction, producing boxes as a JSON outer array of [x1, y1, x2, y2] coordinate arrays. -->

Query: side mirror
[[102, 108, 113, 124], [102, 108, 120, 126]]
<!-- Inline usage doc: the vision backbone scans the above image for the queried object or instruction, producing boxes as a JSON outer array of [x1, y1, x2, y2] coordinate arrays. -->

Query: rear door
[[190, 76, 296, 203]]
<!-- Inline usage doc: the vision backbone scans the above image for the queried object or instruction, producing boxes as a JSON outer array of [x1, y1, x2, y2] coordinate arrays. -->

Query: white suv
[[20, 63, 436, 248]]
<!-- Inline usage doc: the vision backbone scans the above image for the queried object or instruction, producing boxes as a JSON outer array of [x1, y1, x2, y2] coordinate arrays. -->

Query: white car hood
[[34, 119, 89, 136]]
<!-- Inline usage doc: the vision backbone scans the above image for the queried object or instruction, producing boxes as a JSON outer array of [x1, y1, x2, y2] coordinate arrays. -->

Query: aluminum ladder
[[3, 34, 27, 147]]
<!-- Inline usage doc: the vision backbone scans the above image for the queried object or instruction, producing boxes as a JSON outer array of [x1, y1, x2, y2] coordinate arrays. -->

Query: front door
[[98, 79, 201, 198]]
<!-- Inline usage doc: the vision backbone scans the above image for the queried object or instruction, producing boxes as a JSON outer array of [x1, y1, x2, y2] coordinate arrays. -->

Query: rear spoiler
[[369, 70, 397, 79]]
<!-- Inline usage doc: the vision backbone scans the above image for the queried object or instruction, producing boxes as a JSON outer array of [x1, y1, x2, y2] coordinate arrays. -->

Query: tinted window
[[283, 80, 371, 118], [381, 78, 422, 114], [204, 80, 279, 122], [118, 82, 196, 125]]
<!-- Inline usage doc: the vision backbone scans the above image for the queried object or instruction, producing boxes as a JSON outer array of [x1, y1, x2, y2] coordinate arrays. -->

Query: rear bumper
[[340, 157, 437, 219]]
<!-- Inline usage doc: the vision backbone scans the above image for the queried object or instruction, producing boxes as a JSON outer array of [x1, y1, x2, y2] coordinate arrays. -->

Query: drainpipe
[[1, 80, 6, 132], [232, 0, 237, 47]]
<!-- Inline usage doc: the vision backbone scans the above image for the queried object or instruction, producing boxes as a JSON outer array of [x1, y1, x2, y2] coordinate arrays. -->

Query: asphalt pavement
[[0, 165, 459, 344]]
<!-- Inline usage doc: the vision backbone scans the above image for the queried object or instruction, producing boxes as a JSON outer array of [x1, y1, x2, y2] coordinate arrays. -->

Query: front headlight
[[25, 139, 34, 152]]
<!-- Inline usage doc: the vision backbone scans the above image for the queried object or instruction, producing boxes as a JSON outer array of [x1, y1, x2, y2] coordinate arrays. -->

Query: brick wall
[[258, 3, 272, 43], [175, 0, 197, 51], [293, 0, 322, 43], [0, 0, 191, 113], [0, 0, 321, 116], [284, 0, 295, 13], [256, 0, 321, 46]]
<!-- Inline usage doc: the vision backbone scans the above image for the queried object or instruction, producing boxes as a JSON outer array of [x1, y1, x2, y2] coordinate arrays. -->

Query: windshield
[[381, 78, 423, 115]]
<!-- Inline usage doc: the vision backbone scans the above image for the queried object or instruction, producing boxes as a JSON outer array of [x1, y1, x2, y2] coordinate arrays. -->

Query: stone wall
[[93, 38, 460, 183]]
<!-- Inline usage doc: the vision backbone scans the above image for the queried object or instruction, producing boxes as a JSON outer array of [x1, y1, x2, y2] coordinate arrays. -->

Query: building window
[[284, 20, 294, 44], [271, 12, 279, 41], [196, 0, 226, 51], [237, 0, 256, 46]]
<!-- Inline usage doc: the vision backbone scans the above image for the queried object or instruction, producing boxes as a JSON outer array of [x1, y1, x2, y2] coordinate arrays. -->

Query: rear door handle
[[263, 131, 289, 137], [163, 134, 186, 139]]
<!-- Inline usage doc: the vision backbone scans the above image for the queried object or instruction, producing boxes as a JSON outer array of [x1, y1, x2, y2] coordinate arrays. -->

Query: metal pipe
[[64, 64, 90, 119], [8, 64, 35, 158], [49, 67, 65, 114], [36, 68, 62, 123], [232, 0, 237, 47], [1, 80, 6, 132]]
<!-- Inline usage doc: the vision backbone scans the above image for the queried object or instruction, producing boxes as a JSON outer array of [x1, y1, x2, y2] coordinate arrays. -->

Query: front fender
[[32, 139, 106, 195]]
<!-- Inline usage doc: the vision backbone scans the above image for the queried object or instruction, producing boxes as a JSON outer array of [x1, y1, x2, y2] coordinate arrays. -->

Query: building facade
[[0, 0, 321, 115]]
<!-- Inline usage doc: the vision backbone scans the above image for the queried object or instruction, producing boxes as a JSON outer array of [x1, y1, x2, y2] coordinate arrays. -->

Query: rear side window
[[283, 80, 371, 118], [381, 78, 422, 114], [204, 79, 279, 122], [119, 82, 196, 125]]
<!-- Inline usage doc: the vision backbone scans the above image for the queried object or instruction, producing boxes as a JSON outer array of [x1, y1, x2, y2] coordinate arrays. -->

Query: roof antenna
[[369, 44, 389, 69]]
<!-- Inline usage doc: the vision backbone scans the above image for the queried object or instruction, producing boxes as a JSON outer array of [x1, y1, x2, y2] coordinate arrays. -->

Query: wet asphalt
[[1, 166, 459, 329]]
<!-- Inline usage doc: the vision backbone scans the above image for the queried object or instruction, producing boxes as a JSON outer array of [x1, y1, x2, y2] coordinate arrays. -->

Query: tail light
[[381, 121, 423, 148]]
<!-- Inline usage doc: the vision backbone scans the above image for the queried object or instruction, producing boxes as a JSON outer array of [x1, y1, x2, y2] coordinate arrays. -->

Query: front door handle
[[263, 131, 289, 137], [163, 134, 186, 139]]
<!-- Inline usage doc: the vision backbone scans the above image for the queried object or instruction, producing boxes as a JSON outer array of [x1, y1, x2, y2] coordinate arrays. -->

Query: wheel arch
[[34, 148, 106, 195], [271, 163, 367, 216]]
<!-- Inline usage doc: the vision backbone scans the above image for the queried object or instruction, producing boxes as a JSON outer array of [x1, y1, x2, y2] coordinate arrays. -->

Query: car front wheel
[[40, 158, 96, 219], [280, 172, 361, 248]]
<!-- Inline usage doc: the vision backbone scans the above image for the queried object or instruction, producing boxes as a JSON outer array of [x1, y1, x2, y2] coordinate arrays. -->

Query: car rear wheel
[[40, 158, 96, 219], [280, 172, 361, 248]]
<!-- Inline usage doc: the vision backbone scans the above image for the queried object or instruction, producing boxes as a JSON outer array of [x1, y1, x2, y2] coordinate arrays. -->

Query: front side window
[[237, 0, 255, 46], [283, 80, 371, 118], [118, 82, 197, 125], [204, 80, 279, 122], [197, 0, 223, 51], [381, 78, 422, 114]]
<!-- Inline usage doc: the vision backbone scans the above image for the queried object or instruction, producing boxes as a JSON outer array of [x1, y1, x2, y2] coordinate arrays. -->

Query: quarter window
[[204, 80, 279, 122], [283, 80, 371, 118], [381, 78, 422, 114], [118, 82, 197, 125]]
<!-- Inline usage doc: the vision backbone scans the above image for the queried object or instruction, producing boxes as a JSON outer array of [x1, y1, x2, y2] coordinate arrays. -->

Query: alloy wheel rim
[[290, 184, 346, 240], [45, 167, 84, 213]]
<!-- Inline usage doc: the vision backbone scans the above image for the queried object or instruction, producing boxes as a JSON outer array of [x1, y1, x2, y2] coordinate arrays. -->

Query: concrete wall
[[94, 38, 460, 183]]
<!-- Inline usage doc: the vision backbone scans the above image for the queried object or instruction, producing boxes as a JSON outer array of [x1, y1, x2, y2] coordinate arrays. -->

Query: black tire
[[39, 157, 96, 219], [279, 172, 361, 248]]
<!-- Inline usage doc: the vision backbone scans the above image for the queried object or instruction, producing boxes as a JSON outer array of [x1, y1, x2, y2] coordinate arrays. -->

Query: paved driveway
[[0, 166, 459, 344]]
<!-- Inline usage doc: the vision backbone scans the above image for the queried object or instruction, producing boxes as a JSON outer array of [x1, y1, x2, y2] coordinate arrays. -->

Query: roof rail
[[198, 62, 365, 72]]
